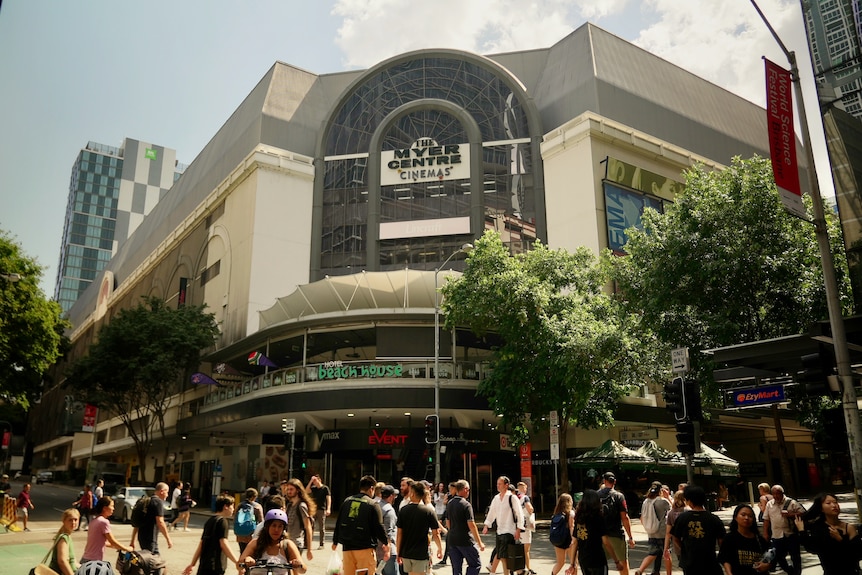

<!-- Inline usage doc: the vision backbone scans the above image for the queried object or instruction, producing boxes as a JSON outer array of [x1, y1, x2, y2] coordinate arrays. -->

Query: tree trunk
[[771, 405, 796, 494], [558, 419, 569, 498]]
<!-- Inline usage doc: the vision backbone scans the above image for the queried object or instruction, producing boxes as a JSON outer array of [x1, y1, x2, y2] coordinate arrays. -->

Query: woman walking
[[661, 489, 687, 575], [717, 504, 772, 574], [795, 493, 861, 575], [568, 489, 622, 575], [550, 493, 574, 575], [45, 507, 81, 575]]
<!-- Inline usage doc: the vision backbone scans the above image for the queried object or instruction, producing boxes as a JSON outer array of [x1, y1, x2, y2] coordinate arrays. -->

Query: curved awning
[[258, 268, 462, 328]]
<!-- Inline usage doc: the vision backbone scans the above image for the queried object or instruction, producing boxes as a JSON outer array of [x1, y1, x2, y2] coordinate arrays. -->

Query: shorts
[[495, 532, 515, 560], [520, 529, 532, 544], [604, 536, 628, 563], [646, 537, 663, 557], [17, 507, 28, 518], [400, 557, 429, 573]]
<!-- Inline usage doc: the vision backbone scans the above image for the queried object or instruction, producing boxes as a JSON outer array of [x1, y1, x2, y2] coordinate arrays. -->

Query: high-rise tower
[[54, 138, 185, 313]]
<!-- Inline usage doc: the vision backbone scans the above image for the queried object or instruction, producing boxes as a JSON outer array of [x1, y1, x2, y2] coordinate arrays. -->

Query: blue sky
[[0, 0, 820, 295]]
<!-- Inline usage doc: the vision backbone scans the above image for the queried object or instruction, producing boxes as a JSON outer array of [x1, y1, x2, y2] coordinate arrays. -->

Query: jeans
[[772, 535, 801, 575]]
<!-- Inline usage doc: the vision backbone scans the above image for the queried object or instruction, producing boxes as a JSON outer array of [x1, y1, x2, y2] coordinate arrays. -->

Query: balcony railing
[[199, 359, 492, 410]]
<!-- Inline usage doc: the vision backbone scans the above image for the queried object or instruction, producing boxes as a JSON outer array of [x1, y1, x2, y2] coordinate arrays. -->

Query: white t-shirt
[[170, 487, 182, 509]]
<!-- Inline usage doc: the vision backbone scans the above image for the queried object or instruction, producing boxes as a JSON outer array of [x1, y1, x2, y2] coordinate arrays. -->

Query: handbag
[[506, 540, 526, 572], [326, 549, 344, 575], [28, 535, 63, 575]]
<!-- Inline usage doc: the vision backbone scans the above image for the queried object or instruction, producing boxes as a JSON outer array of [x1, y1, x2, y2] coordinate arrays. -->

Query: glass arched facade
[[319, 54, 540, 277]]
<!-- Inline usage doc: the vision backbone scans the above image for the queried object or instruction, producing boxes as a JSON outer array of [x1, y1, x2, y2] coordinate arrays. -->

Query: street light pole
[[751, 0, 862, 516], [434, 243, 473, 485], [0, 273, 21, 282]]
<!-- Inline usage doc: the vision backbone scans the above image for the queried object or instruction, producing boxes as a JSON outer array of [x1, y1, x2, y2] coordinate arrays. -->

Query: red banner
[[765, 58, 805, 218], [1, 430, 9, 450], [82, 404, 98, 433]]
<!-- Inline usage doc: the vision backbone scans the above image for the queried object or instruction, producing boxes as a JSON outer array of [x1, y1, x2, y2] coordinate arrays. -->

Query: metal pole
[[751, 0, 862, 516], [434, 243, 473, 485]]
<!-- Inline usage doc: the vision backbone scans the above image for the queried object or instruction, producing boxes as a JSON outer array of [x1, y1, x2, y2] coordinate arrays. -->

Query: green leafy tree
[[0, 230, 69, 408], [442, 231, 663, 488], [614, 156, 851, 485], [67, 296, 219, 482]]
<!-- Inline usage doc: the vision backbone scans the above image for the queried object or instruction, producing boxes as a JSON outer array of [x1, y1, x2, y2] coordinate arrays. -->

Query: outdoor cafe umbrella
[[692, 442, 740, 476], [571, 439, 656, 470], [637, 440, 687, 469]]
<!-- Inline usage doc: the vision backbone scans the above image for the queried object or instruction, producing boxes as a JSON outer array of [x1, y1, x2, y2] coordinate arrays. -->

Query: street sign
[[550, 443, 560, 460], [284, 418, 296, 433], [672, 347, 690, 373], [549, 410, 559, 427], [549, 426, 559, 444], [725, 384, 787, 409]]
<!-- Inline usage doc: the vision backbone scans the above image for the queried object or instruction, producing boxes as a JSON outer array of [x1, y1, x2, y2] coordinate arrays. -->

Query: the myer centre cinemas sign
[[381, 138, 470, 185]]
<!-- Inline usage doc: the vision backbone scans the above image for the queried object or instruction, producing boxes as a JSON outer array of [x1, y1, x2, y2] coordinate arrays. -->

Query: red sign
[[765, 58, 804, 218], [1, 430, 9, 450], [82, 404, 98, 433], [367, 429, 409, 446]]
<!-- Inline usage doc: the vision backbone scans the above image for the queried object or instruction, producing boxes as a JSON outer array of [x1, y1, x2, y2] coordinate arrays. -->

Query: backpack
[[549, 512, 572, 548], [640, 497, 659, 534], [130, 495, 152, 528], [234, 501, 257, 536], [600, 489, 622, 532], [782, 498, 805, 534], [116, 549, 166, 575]]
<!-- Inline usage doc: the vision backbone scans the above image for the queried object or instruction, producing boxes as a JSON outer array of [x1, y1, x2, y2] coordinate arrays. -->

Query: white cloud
[[330, 0, 631, 68], [633, 0, 806, 107]]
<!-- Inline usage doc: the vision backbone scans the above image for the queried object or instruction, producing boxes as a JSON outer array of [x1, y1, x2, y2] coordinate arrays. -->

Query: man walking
[[762, 484, 804, 575], [396, 481, 443, 575], [482, 476, 524, 575], [284, 478, 316, 560], [670, 485, 725, 575], [306, 474, 331, 549], [446, 480, 485, 575], [332, 474, 390, 575], [378, 485, 399, 575], [132, 482, 173, 557], [597, 472, 635, 575]]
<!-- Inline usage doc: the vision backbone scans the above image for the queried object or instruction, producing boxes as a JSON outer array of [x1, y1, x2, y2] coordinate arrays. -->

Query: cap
[[380, 485, 396, 497], [602, 472, 616, 482]]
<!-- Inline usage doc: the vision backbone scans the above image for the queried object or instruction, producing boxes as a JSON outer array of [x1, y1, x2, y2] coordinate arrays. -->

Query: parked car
[[112, 486, 155, 523], [35, 471, 53, 484]]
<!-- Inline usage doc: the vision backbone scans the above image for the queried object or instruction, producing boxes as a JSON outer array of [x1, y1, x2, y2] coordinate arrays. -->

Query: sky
[[0, 0, 825, 296]]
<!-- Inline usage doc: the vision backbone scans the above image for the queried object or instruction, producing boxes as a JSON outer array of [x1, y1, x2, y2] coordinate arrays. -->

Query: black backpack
[[549, 512, 571, 548], [601, 490, 622, 532], [130, 495, 152, 528]]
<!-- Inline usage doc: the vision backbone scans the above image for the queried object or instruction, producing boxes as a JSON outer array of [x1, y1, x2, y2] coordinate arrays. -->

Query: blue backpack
[[549, 512, 571, 548], [234, 502, 256, 536]]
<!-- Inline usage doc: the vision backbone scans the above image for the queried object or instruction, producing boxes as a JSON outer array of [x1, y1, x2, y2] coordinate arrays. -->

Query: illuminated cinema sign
[[726, 384, 787, 408], [381, 138, 470, 185]]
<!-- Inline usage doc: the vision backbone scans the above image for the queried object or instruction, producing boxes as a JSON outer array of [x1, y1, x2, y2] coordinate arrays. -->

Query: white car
[[112, 486, 155, 523], [35, 471, 53, 484]]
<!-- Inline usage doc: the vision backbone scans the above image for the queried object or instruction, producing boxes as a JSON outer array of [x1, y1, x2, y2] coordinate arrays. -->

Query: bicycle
[[239, 559, 295, 575]]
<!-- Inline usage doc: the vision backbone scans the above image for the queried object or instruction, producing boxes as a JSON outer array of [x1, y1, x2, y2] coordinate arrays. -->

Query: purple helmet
[[265, 508, 288, 525]]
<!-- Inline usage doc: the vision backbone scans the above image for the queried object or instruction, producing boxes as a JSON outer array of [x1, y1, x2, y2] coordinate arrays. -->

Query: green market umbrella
[[571, 439, 656, 470]]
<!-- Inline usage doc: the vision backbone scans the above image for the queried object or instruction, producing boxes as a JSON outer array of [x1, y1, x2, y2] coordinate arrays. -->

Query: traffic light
[[675, 420, 700, 454], [798, 347, 838, 396], [664, 377, 685, 420], [424, 415, 439, 444], [683, 379, 703, 422]]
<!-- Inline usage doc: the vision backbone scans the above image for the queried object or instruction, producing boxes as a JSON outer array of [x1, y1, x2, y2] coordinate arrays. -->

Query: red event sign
[[765, 58, 805, 218]]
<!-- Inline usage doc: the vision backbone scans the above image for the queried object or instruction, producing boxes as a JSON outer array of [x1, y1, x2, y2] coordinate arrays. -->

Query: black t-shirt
[[597, 487, 627, 538], [310, 485, 330, 509], [717, 530, 769, 575], [138, 497, 166, 554], [671, 509, 725, 571], [446, 496, 477, 547], [574, 514, 608, 569], [199, 515, 230, 575], [396, 503, 439, 560]]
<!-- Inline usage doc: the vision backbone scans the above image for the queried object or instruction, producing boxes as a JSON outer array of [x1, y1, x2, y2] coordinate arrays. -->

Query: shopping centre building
[[31, 23, 817, 510]]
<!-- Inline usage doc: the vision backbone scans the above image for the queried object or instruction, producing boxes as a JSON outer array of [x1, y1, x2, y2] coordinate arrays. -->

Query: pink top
[[82, 515, 112, 561]]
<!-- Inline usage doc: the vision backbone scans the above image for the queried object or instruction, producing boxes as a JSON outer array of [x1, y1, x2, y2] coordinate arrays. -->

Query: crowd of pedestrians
[[9, 471, 862, 575]]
